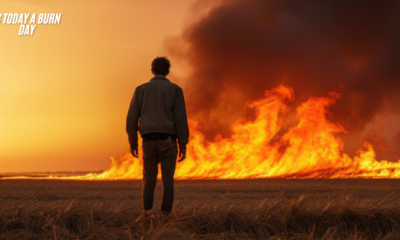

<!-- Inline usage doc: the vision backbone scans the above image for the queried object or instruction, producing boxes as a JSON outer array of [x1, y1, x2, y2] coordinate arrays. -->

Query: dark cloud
[[169, 0, 400, 159]]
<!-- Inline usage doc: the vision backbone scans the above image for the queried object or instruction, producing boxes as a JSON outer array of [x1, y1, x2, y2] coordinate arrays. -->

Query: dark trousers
[[142, 136, 177, 213]]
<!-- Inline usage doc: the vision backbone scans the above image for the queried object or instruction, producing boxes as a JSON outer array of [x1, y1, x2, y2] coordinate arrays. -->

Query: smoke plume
[[168, 0, 400, 160]]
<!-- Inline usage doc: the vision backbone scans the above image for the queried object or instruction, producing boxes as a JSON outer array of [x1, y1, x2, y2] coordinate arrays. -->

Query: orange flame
[[8, 85, 400, 180]]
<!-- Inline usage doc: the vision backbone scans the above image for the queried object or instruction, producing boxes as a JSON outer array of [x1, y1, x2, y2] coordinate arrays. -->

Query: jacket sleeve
[[126, 88, 140, 149], [173, 87, 189, 150]]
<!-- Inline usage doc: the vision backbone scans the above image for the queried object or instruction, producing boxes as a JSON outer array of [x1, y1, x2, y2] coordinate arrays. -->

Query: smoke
[[168, 0, 400, 160]]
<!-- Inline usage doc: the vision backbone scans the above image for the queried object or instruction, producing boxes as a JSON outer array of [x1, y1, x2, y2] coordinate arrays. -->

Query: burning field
[[5, 83, 400, 181], [81, 84, 400, 180], [7, 84, 400, 181]]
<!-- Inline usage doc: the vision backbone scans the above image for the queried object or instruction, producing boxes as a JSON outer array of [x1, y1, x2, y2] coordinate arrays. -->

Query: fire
[[7, 85, 400, 180]]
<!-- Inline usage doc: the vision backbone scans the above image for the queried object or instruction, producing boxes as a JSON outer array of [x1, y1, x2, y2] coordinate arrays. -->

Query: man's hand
[[131, 148, 139, 158], [178, 148, 186, 162]]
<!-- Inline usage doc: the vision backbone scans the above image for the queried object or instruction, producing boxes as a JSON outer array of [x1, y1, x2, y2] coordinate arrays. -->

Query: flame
[[7, 85, 400, 180]]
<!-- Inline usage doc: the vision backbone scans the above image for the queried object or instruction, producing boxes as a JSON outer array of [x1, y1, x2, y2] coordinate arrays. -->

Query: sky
[[0, 0, 197, 172]]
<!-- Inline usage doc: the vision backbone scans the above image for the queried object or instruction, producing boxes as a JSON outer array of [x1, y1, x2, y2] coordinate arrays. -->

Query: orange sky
[[0, 0, 197, 172]]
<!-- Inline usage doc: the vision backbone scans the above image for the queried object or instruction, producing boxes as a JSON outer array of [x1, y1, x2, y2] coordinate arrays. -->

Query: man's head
[[151, 57, 171, 76]]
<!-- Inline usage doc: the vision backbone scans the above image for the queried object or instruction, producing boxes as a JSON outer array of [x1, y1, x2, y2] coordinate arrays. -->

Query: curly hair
[[151, 56, 171, 76]]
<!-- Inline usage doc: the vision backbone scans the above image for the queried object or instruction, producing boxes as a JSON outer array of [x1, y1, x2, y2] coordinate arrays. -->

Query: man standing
[[126, 57, 189, 214]]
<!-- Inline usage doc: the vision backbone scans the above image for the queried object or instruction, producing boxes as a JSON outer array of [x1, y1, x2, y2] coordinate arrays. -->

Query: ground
[[1, 179, 400, 239]]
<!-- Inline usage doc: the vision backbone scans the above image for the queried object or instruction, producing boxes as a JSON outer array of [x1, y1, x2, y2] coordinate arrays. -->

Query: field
[[1, 179, 400, 240]]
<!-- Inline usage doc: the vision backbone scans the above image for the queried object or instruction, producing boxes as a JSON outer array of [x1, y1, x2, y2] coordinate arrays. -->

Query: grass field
[[1, 179, 400, 239]]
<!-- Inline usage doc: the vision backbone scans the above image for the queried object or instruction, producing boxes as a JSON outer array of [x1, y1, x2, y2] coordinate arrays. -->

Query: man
[[126, 56, 189, 214]]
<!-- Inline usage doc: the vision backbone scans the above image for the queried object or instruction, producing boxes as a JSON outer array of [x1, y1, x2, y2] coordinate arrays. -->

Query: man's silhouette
[[126, 57, 189, 214]]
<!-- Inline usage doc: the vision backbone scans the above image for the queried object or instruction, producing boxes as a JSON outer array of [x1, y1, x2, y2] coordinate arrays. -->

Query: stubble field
[[1, 179, 400, 240]]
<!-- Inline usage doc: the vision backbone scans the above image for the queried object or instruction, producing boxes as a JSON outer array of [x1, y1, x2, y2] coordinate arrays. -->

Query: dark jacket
[[126, 76, 189, 150]]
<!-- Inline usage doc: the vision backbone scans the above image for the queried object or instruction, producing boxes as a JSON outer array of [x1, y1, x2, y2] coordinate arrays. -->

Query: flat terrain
[[1, 179, 400, 239]]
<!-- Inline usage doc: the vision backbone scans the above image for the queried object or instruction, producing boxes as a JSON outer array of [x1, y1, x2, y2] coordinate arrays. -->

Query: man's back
[[126, 75, 189, 152], [136, 76, 186, 138]]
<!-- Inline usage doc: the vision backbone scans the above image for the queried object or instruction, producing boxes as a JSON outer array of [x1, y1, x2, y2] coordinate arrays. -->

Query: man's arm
[[126, 88, 140, 158], [173, 87, 189, 162]]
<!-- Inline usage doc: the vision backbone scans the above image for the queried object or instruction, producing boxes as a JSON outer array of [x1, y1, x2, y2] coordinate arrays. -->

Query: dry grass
[[1, 179, 400, 239]]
